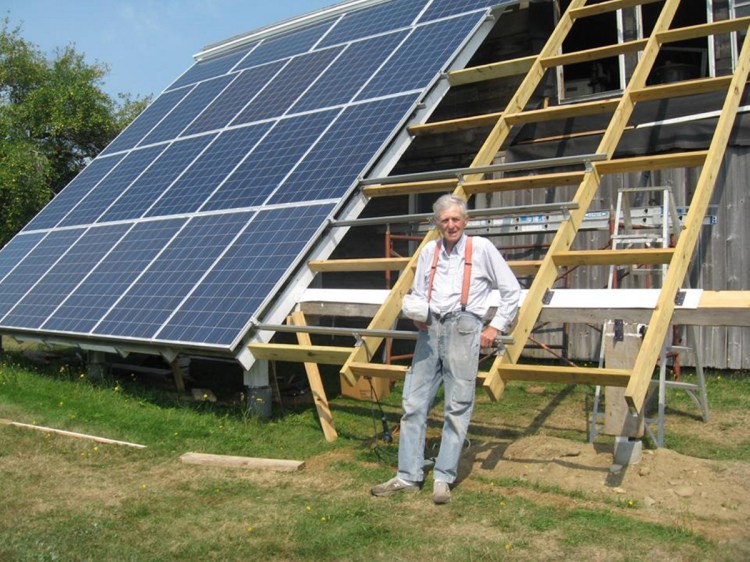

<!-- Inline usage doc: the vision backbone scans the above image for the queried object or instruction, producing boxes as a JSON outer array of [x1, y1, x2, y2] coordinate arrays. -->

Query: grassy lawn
[[1, 343, 748, 561]]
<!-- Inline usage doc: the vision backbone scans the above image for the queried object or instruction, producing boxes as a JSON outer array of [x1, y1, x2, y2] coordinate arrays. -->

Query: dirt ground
[[461, 435, 750, 542]]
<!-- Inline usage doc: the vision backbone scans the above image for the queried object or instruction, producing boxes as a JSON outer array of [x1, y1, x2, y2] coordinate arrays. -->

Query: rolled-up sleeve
[[482, 240, 521, 333]]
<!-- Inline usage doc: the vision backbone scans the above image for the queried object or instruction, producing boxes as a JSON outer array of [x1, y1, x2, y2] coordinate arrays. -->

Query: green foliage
[[0, 18, 151, 246]]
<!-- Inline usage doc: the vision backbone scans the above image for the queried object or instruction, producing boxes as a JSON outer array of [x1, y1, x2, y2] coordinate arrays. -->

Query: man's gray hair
[[433, 194, 468, 223]]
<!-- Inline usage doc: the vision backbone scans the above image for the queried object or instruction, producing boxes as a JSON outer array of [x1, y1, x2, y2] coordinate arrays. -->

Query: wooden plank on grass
[[0, 419, 146, 448], [180, 452, 304, 471]]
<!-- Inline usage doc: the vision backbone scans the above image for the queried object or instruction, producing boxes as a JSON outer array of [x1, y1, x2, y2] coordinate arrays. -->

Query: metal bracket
[[614, 319, 624, 342], [674, 290, 686, 306], [542, 289, 555, 305]]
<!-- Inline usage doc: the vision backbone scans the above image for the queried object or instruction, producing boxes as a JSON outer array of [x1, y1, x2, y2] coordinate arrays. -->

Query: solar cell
[[0, 229, 84, 320], [269, 93, 418, 204], [356, 12, 482, 100], [318, 0, 426, 47], [0, 232, 45, 281], [140, 74, 235, 146], [1, 224, 132, 329], [231, 47, 344, 125], [202, 109, 338, 212], [167, 44, 256, 91], [101, 88, 192, 155], [22, 155, 125, 232], [42, 219, 187, 334], [182, 61, 287, 136], [291, 30, 408, 113], [146, 123, 273, 217], [97, 135, 215, 223], [235, 21, 334, 70], [157, 204, 334, 346], [58, 145, 167, 228], [92, 212, 254, 339]]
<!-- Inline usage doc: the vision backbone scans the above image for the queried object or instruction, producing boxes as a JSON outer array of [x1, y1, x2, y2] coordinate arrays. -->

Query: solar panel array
[[0, 0, 504, 353]]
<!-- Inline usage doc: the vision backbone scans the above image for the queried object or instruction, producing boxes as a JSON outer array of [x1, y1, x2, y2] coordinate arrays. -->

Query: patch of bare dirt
[[461, 434, 750, 546]]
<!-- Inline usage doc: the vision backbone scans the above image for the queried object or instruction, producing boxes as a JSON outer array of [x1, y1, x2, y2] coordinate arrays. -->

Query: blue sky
[[2, 0, 335, 100]]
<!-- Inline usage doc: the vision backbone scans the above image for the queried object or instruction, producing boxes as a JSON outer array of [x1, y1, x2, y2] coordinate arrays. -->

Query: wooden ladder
[[251, 0, 750, 434]]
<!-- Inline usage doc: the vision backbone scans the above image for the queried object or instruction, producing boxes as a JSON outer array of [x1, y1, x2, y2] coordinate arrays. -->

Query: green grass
[[1, 348, 748, 561]]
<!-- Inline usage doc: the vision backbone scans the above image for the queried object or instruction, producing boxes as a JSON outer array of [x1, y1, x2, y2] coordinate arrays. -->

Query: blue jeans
[[397, 311, 481, 484]]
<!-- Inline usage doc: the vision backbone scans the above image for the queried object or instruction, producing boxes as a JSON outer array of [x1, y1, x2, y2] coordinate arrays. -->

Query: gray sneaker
[[433, 480, 451, 504], [371, 477, 420, 497]]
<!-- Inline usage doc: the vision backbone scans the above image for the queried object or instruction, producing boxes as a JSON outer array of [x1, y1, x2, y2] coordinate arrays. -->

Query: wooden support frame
[[482, 0, 683, 401], [288, 311, 337, 442], [624, 18, 750, 412]]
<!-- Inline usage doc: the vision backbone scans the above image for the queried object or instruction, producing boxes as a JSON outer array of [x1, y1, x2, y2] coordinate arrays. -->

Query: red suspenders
[[427, 236, 473, 310]]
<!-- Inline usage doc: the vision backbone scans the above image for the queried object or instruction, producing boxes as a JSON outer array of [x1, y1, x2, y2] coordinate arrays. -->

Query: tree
[[0, 18, 151, 246]]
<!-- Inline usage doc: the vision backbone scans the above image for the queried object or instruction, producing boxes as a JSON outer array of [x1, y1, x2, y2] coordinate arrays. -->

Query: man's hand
[[480, 326, 499, 349], [414, 320, 428, 331]]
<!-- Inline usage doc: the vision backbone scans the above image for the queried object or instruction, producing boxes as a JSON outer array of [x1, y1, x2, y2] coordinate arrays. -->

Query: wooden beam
[[595, 151, 707, 175], [362, 178, 458, 198], [0, 419, 146, 448], [625, 18, 750, 413], [503, 99, 620, 126], [630, 76, 733, 103], [542, 39, 648, 69], [570, 0, 663, 19], [408, 112, 501, 136], [507, 260, 543, 276], [493, 364, 631, 387], [348, 362, 409, 380], [180, 452, 304, 472], [169, 358, 186, 393], [483, 0, 682, 401], [463, 171, 585, 195], [289, 312, 337, 442], [447, 55, 536, 86], [249, 343, 352, 365], [308, 257, 410, 272], [552, 248, 674, 266], [657, 16, 750, 44]]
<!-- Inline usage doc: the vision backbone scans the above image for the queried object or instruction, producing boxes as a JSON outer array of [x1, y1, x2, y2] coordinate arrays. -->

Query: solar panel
[[0, 0, 506, 357]]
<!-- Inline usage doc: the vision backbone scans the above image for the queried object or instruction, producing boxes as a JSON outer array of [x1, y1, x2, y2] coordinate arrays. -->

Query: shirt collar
[[441, 233, 467, 256]]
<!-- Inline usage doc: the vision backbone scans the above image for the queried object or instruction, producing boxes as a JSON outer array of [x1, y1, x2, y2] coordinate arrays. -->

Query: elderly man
[[371, 194, 521, 504]]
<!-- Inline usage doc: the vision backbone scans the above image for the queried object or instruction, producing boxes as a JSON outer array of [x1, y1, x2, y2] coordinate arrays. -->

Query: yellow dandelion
[[505, 543, 512, 552], [140, 483, 147, 490], [306, 505, 312, 511], [58, 401, 64, 407], [247, 526, 253, 533], [79, 373, 86, 380], [93, 446, 99, 452]]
